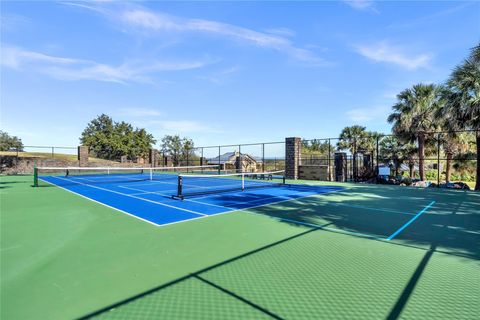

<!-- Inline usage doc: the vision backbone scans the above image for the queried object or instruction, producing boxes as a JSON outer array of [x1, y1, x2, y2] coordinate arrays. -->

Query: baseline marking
[[52, 176, 208, 216], [386, 201, 436, 241], [38, 178, 162, 226]]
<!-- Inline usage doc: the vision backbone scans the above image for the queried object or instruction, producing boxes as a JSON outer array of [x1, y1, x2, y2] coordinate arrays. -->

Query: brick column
[[149, 148, 157, 166], [78, 146, 89, 167], [285, 137, 301, 179]]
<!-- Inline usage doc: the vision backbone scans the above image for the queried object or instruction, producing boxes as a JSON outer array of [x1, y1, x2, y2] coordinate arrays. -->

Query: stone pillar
[[78, 146, 89, 167], [149, 149, 156, 166], [285, 137, 301, 179]]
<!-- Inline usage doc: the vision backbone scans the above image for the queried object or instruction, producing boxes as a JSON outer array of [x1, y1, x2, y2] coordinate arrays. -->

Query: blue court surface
[[40, 173, 344, 226]]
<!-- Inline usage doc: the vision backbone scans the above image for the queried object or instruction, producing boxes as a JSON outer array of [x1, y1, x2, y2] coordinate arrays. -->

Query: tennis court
[[1, 171, 479, 319], [35, 166, 344, 226]]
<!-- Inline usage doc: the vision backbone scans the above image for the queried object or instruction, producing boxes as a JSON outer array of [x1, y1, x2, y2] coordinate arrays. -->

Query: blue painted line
[[386, 201, 436, 241]]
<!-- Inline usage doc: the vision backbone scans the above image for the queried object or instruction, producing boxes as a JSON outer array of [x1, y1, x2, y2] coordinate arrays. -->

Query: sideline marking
[[38, 178, 162, 226], [387, 201, 436, 241], [41, 177, 346, 227], [51, 176, 207, 216]]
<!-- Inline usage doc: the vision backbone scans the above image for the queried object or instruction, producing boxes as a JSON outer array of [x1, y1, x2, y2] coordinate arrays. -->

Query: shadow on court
[[78, 186, 479, 319]]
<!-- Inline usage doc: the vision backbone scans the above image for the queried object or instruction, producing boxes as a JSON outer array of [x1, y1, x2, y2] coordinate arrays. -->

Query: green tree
[[379, 136, 404, 176], [337, 126, 380, 180], [302, 139, 332, 155], [439, 44, 480, 190], [337, 125, 368, 153], [387, 84, 442, 181], [402, 143, 418, 178], [80, 114, 156, 161], [0, 131, 24, 151], [160, 135, 196, 166]]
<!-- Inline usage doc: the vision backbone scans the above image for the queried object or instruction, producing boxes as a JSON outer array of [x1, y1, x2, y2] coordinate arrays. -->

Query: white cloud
[[264, 27, 296, 37], [68, 2, 329, 67], [346, 105, 390, 123], [343, 0, 378, 11], [1, 44, 213, 84], [354, 42, 432, 70], [197, 66, 240, 84]]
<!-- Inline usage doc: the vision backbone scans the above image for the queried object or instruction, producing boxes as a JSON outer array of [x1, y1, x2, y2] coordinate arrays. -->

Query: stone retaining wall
[[298, 165, 331, 180]]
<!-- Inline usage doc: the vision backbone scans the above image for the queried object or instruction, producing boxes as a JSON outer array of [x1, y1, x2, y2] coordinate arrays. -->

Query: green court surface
[[1, 175, 479, 319]]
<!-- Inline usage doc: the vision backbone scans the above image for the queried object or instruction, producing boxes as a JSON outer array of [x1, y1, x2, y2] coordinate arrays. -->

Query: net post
[[177, 176, 183, 199], [149, 168, 153, 180], [33, 166, 38, 187], [241, 173, 245, 191], [282, 174, 286, 185]]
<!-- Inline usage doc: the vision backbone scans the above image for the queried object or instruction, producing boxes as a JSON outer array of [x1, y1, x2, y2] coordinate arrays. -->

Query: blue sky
[[1, 1, 479, 151]]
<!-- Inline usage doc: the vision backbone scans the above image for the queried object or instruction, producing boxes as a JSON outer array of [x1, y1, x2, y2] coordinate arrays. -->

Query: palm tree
[[387, 84, 442, 181], [379, 136, 403, 176], [337, 125, 368, 153], [337, 126, 370, 180], [402, 143, 418, 178], [440, 44, 480, 190]]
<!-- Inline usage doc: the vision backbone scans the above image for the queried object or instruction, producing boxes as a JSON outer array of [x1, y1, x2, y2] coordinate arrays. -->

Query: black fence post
[[353, 138, 357, 182], [262, 143, 265, 172], [376, 136, 380, 179], [238, 145, 241, 173], [437, 134, 441, 187], [52, 147, 54, 159], [328, 139, 331, 181]]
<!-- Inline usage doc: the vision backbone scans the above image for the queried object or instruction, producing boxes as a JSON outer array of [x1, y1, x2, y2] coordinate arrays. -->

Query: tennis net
[[175, 170, 286, 199], [33, 165, 220, 187]]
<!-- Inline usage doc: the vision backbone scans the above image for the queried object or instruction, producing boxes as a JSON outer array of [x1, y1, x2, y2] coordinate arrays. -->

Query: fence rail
[[2, 129, 478, 189]]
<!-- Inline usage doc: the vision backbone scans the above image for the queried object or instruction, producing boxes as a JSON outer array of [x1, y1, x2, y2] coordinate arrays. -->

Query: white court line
[[43, 177, 347, 227], [52, 176, 208, 216], [120, 185, 232, 210], [197, 188, 347, 217], [188, 185, 292, 201], [118, 185, 177, 195], [157, 187, 347, 227], [187, 187, 413, 216], [187, 191, 413, 217], [39, 178, 162, 226]]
